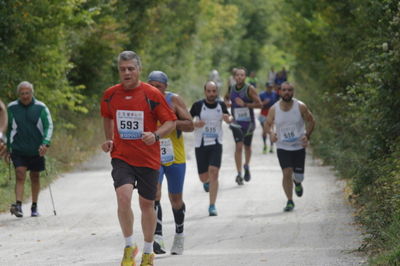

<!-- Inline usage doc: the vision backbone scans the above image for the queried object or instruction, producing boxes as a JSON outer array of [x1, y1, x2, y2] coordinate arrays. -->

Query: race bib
[[234, 107, 251, 122], [116, 110, 144, 140], [203, 120, 221, 146], [203, 120, 219, 139], [279, 126, 300, 144], [160, 138, 174, 164]]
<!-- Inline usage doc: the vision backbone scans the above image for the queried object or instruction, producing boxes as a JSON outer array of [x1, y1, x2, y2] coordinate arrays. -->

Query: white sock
[[143, 241, 153, 254], [125, 235, 134, 247]]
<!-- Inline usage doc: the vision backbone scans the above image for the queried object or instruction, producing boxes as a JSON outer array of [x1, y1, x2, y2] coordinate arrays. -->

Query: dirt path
[[0, 121, 366, 265]]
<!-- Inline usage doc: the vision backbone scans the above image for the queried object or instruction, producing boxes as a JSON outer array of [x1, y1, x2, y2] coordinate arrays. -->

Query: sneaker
[[283, 200, 295, 212], [243, 165, 251, 182], [294, 181, 303, 197], [235, 174, 243, 186], [203, 182, 209, 192], [170, 234, 184, 255], [10, 204, 23, 218], [153, 234, 166, 254], [121, 245, 138, 266], [262, 145, 267, 154], [140, 253, 154, 266], [208, 205, 218, 216], [31, 205, 39, 217]]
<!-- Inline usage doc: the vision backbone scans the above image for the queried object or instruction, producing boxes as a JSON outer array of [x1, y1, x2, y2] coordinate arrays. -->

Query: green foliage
[[278, 0, 400, 263], [0, 0, 89, 119]]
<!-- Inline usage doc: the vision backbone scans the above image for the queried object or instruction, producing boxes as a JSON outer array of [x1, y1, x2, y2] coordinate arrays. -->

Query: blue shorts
[[159, 163, 186, 194], [258, 115, 267, 127]]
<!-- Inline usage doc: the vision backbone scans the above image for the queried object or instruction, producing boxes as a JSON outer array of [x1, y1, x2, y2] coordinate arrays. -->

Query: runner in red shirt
[[100, 51, 176, 266]]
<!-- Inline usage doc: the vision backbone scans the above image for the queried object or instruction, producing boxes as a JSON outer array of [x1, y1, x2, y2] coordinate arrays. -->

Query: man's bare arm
[[172, 95, 194, 132], [299, 103, 315, 140]]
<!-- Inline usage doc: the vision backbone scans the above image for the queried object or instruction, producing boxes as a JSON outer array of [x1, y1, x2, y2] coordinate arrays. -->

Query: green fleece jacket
[[7, 98, 53, 156]]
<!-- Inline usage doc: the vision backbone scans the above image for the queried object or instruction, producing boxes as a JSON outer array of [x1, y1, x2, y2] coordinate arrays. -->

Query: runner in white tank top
[[264, 82, 315, 212]]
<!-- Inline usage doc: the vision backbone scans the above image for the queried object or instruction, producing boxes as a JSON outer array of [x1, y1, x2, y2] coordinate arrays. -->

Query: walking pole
[[45, 167, 57, 216], [8, 159, 11, 181]]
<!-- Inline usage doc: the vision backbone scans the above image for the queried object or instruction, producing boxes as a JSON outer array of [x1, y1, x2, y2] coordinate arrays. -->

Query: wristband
[[153, 132, 160, 141]]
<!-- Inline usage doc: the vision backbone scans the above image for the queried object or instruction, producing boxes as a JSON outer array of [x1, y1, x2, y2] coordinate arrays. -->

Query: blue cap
[[148, 71, 168, 84]]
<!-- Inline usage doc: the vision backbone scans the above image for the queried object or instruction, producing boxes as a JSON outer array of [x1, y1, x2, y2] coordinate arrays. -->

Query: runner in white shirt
[[190, 81, 233, 216], [264, 82, 315, 211]]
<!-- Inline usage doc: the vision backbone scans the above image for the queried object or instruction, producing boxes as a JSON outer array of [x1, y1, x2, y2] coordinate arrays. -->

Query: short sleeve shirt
[[101, 82, 177, 170]]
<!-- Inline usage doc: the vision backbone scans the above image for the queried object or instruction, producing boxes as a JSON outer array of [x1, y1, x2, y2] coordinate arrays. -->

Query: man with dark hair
[[258, 82, 279, 153], [147, 70, 193, 256], [224, 67, 262, 185], [264, 82, 315, 212], [191, 81, 232, 216], [101, 51, 176, 266], [7, 81, 53, 218]]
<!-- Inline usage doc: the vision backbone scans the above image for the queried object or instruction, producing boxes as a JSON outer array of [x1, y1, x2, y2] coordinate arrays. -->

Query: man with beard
[[264, 82, 315, 211], [190, 81, 232, 216], [224, 67, 262, 185]]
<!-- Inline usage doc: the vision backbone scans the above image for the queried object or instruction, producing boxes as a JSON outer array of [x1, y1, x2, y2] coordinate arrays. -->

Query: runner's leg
[[116, 184, 134, 238], [208, 166, 219, 205]]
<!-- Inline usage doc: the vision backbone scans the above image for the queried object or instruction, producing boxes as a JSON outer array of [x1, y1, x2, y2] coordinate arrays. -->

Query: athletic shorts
[[230, 125, 254, 146], [195, 143, 223, 174], [111, 158, 159, 200], [277, 148, 306, 174], [11, 153, 45, 172], [258, 115, 267, 127], [159, 163, 186, 194]]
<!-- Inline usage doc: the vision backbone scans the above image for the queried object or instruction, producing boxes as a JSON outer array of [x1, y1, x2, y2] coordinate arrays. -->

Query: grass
[[0, 114, 104, 213]]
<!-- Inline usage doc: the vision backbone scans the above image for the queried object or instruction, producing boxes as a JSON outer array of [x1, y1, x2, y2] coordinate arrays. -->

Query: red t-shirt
[[101, 82, 177, 170]]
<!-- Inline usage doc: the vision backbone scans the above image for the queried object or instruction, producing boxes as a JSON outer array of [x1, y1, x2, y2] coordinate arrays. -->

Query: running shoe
[[203, 182, 209, 193], [31, 205, 39, 217], [140, 253, 154, 266], [263, 145, 267, 154], [10, 204, 23, 218], [269, 147, 273, 153], [283, 200, 295, 212], [243, 165, 251, 182], [170, 234, 184, 255], [208, 205, 218, 216], [235, 174, 244, 185], [153, 234, 166, 254], [294, 181, 303, 197], [121, 245, 138, 266]]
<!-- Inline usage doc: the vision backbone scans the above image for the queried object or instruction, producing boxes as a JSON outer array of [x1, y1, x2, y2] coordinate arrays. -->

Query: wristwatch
[[153, 132, 160, 141]]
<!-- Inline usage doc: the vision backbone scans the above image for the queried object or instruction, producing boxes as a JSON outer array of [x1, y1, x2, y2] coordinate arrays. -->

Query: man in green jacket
[[6, 81, 53, 218]]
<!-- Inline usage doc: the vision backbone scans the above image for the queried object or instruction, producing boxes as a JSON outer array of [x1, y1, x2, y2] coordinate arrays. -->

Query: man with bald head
[[264, 82, 315, 212], [190, 81, 233, 216]]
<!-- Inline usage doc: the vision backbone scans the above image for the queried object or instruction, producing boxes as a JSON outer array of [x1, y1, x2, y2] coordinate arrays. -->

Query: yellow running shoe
[[140, 253, 154, 266], [121, 245, 138, 266]]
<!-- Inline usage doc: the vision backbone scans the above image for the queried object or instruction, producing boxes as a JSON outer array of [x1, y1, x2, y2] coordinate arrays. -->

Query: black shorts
[[277, 148, 306, 173], [195, 144, 223, 174], [230, 125, 254, 146], [111, 158, 159, 200], [11, 153, 45, 172]]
